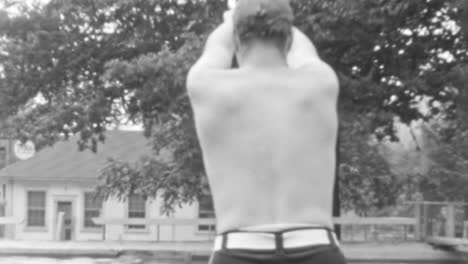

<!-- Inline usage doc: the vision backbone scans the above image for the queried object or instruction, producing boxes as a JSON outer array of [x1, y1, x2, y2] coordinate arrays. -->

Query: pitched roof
[[0, 131, 152, 181]]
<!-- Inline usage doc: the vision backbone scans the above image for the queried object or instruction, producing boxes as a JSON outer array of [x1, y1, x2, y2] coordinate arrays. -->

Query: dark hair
[[233, 10, 293, 50]]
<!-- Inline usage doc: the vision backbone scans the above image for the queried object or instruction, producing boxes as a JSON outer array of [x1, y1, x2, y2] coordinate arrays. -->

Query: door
[[57, 201, 73, 241]]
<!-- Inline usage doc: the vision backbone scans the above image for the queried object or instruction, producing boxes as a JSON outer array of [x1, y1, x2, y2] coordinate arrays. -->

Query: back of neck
[[238, 44, 288, 69]]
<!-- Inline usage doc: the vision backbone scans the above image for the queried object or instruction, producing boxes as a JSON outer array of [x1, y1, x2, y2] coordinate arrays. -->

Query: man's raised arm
[[287, 27, 320, 69], [186, 18, 236, 91], [288, 27, 339, 97]]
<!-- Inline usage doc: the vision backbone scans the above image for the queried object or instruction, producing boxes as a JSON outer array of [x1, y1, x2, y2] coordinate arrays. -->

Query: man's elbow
[[316, 61, 339, 99], [187, 64, 202, 87], [327, 69, 340, 100], [186, 66, 206, 101], [186, 67, 197, 89]]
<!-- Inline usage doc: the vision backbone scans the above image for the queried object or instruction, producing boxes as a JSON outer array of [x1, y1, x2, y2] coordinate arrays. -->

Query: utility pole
[[333, 135, 341, 239]]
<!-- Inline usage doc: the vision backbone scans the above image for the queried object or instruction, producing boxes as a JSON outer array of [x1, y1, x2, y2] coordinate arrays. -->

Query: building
[[0, 139, 23, 238], [0, 131, 215, 242]]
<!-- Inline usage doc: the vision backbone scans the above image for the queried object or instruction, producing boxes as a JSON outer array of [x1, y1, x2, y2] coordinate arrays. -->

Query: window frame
[[0, 146, 7, 169], [82, 191, 103, 231], [125, 194, 148, 233], [25, 190, 47, 231], [197, 194, 216, 234]]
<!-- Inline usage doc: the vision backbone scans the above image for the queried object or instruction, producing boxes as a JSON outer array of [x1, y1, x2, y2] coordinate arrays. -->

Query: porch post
[[445, 204, 456, 237]]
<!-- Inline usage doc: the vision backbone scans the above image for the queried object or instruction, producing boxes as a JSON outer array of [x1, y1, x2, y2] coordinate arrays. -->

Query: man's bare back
[[190, 65, 338, 233], [187, 1, 346, 263]]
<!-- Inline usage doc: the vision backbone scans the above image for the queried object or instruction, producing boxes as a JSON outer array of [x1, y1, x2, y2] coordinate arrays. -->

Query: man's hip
[[209, 227, 347, 264]]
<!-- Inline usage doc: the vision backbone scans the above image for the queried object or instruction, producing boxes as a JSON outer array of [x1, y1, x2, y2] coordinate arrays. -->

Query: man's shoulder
[[188, 68, 310, 89], [186, 65, 338, 100], [295, 61, 339, 95], [186, 68, 246, 104], [188, 68, 239, 88]]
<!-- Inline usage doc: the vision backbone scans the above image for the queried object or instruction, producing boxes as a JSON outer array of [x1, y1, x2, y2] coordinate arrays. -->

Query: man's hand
[[228, 0, 237, 10]]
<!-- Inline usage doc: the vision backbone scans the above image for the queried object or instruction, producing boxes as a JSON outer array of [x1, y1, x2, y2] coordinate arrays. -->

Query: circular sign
[[13, 140, 36, 160]]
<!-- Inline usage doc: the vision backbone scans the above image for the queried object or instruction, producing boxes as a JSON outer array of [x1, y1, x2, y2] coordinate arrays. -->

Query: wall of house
[[102, 196, 212, 242], [5, 180, 211, 242], [8, 180, 103, 241]]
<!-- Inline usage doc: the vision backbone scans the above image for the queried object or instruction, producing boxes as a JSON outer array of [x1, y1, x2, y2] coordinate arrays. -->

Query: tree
[[417, 63, 468, 202], [457, 0, 468, 38], [1, 0, 467, 215], [411, 0, 468, 202]]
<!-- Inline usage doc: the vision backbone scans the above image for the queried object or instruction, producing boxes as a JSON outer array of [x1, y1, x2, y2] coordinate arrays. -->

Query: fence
[[405, 201, 468, 240], [93, 217, 417, 242], [2, 201, 466, 242], [93, 201, 468, 243], [93, 217, 217, 241], [336, 217, 417, 242]]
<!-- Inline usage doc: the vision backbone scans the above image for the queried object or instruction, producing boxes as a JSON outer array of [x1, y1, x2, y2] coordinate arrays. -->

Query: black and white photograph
[[0, 0, 467, 263]]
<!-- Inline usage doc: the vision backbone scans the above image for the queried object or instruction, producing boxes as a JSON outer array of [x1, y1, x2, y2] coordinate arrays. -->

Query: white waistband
[[213, 228, 339, 251], [239, 223, 322, 232]]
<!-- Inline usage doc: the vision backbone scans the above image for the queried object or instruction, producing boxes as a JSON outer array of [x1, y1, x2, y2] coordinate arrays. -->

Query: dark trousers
[[209, 227, 347, 264], [209, 245, 347, 264]]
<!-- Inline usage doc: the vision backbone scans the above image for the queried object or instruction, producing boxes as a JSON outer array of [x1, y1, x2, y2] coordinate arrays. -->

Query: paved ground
[[0, 257, 114, 264], [0, 240, 464, 263], [0, 256, 182, 264], [0, 240, 212, 257]]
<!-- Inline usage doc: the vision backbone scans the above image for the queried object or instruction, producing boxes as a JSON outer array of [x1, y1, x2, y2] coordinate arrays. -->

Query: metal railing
[[464, 221, 468, 238], [405, 201, 468, 240], [93, 217, 417, 242]]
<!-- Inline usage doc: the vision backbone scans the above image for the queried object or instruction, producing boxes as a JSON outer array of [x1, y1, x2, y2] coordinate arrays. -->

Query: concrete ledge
[[0, 241, 120, 258], [342, 242, 464, 263], [0, 250, 118, 259], [427, 236, 468, 256]]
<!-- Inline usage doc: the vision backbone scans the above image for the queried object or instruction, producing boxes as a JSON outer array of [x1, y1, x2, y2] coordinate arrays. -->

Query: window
[[198, 194, 216, 232], [27, 191, 46, 227], [0, 185, 5, 237], [0, 146, 6, 169], [127, 194, 146, 230], [0, 186, 4, 237], [84, 192, 103, 228], [0, 203, 4, 238]]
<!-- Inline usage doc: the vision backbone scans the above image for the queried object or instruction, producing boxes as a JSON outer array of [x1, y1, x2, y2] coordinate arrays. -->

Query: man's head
[[232, 0, 294, 65]]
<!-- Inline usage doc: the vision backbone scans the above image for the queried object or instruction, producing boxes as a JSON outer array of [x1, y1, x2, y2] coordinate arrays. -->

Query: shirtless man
[[187, 0, 344, 263]]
